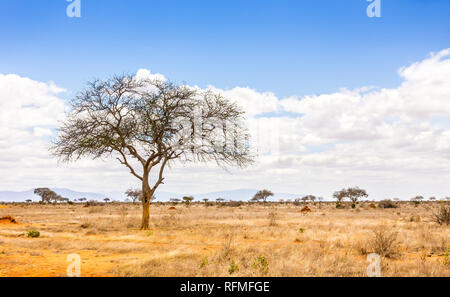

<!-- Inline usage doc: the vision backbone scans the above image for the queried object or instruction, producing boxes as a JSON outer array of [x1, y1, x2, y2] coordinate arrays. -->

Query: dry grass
[[0, 202, 449, 277]]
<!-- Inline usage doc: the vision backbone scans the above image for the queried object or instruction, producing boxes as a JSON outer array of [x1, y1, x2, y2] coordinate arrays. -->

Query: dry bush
[[354, 240, 369, 256], [433, 205, 450, 226], [268, 210, 278, 226], [228, 201, 243, 208], [378, 200, 397, 209], [220, 232, 235, 260], [88, 206, 104, 214], [118, 205, 128, 223], [369, 228, 398, 258], [409, 215, 421, 222]]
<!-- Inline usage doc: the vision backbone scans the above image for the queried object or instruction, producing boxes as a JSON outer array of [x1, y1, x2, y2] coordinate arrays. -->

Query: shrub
[[369, 228, 398, 258], [228, 261, 239, 275], [228, 201, 243, 207], [27, 230, 40, 238], [433, 205, 450, 226], [200, 257, 208, 268], [443, 248, 449, 266], [378, 200, 397, 209], [409, 215, 421, 222], [252, 255, 269, 274]]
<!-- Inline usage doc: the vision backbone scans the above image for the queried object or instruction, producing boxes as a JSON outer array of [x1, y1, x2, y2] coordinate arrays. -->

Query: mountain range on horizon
[[0, 188, 303, 203]]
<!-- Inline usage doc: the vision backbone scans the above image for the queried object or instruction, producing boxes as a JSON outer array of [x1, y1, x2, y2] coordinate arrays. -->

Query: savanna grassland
[[0, 202, 449, 277]]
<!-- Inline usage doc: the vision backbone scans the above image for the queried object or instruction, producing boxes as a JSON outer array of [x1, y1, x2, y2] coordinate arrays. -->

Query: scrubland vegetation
[[0, 201, 448, 277]]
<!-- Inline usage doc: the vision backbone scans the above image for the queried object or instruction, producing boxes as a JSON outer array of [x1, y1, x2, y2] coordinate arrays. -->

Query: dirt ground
[[0, 202, 448, 277]]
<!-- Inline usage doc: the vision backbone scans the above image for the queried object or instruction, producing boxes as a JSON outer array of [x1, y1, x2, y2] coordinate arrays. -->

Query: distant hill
[[188, 189, 301, 202], [0, 188, 302, 202], [0, 188, 106, 202]]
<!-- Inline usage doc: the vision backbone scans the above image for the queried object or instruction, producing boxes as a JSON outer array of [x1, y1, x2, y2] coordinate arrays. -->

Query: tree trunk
[[140, 171, 153, 230], [141, 200, 150, 230]]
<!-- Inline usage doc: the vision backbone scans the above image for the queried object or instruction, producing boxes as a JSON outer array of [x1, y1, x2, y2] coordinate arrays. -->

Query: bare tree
[[125, 188, 142, 204], [301, 195, 316, 205], [411, 196, 424, 206], [52, 74, 253, 229]]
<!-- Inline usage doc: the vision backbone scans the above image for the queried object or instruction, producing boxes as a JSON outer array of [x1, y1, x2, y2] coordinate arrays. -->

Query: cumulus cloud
[[1, 49, 450, 199]]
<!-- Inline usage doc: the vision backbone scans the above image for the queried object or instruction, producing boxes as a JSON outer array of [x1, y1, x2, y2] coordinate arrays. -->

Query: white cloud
[[1, 49, 450, 199], [209, 86, 280, 117], [135, 68, 167, 82]]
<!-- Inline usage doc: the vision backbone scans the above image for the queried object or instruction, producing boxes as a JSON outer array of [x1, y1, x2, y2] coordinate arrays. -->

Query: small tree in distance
[[301, 195, 316, 205], [333, 187, 368, 208], [125, 189, 142, 204], [52, 74, 253, 229], [183, 196, 195, 206], [411, 196, 424, 206], [170, 198, 181, 205], [34, 188, 68, 204]]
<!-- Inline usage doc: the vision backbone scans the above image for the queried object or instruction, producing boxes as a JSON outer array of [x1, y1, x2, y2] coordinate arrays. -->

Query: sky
[[1, 0, 450, 200]]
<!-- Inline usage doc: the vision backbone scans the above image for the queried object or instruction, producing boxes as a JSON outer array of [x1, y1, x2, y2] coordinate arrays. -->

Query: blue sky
[[1, 0, 450, 98], [1, 1, 450, 198]]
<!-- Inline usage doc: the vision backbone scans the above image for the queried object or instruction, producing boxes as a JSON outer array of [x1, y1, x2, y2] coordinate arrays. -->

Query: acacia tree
[[333, 187, 368, 207], [182, 196, 195, 206], [251, 189, 274, 203], [52, 75, 253, 229], [301, 195, 316, 205], [34, 188, 67, 204]]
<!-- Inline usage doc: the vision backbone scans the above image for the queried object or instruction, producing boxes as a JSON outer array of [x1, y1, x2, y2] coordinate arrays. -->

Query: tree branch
[[116, 151, 143, 181]]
